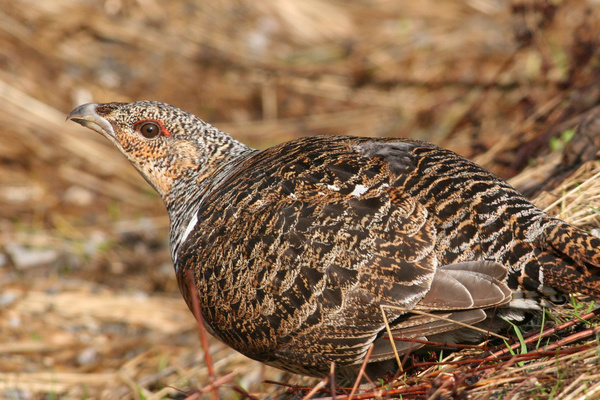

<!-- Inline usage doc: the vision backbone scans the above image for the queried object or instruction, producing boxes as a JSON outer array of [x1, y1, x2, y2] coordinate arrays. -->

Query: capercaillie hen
[[68, 101, 600, 380]]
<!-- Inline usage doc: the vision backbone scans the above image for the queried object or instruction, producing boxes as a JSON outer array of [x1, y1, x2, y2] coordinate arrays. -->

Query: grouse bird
[[68, 101, 600, 380]]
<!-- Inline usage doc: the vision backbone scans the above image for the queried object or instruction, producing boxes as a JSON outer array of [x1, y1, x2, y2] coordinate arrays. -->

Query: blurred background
[[0, 0, 599, 399]]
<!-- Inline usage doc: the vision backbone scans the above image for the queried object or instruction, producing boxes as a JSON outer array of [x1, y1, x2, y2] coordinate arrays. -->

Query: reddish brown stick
[[187, 270, 219, 400], [486, 308, 600, 361]]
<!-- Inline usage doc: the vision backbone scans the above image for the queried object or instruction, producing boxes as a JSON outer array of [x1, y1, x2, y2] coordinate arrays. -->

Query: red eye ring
[[134, 120, 171, 139]]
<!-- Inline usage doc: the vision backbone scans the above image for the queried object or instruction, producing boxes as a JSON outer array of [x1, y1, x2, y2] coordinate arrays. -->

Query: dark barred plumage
[[68, 101, 600, 380]]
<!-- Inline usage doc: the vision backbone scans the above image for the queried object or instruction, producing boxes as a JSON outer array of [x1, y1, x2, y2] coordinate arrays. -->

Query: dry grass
[[1, 0, 600, 399]]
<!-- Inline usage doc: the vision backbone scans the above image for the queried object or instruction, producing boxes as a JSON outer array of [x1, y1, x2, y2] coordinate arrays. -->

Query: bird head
[[67, 101, 251, 204]]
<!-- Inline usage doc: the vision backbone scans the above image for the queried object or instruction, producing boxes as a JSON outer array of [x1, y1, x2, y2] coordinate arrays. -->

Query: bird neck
[[163, 131, 256, 263]]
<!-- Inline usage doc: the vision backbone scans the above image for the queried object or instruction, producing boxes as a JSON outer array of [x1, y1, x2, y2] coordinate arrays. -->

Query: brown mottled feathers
[[68, 101, 600, 379]]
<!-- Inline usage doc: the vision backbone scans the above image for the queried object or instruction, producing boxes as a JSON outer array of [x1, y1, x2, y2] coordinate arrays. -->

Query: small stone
[[2, 389, 31, 400], [9, 314, 21, 328], [5, 244, 59, 270], [64, 185, 94, 206], [0, 291, 18, 306], [77, 347, 98, 366]]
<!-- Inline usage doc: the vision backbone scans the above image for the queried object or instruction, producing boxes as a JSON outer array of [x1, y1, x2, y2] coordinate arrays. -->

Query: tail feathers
[[544, 222, 600, 267], [542, 222, 600, 300]]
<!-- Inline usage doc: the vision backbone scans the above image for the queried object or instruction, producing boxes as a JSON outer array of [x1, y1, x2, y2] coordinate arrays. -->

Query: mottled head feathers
[[68, 101, 251, 203]]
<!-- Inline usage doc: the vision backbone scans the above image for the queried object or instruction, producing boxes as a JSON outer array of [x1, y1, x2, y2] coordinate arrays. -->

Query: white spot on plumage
[[351, 184, 369, 197], [508, 297, 541, 311], [174, 212, 199, 269], [181, 213, 198, 245], [327, 184, 340, 191]]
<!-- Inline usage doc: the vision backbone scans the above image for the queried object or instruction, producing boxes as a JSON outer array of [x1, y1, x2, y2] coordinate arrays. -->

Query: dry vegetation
[[1, 0, 600, 399]]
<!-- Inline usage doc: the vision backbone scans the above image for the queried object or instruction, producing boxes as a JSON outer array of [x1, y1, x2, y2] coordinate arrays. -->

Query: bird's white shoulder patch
[[181, 213, 199, 244]]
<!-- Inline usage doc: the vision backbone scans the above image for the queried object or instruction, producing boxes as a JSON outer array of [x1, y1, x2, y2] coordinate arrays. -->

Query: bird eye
[[136, 121, 162, 139]]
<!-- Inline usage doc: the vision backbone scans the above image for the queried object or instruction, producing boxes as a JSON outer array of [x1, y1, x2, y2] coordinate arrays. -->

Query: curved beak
[[67, 103, 115, 138]]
